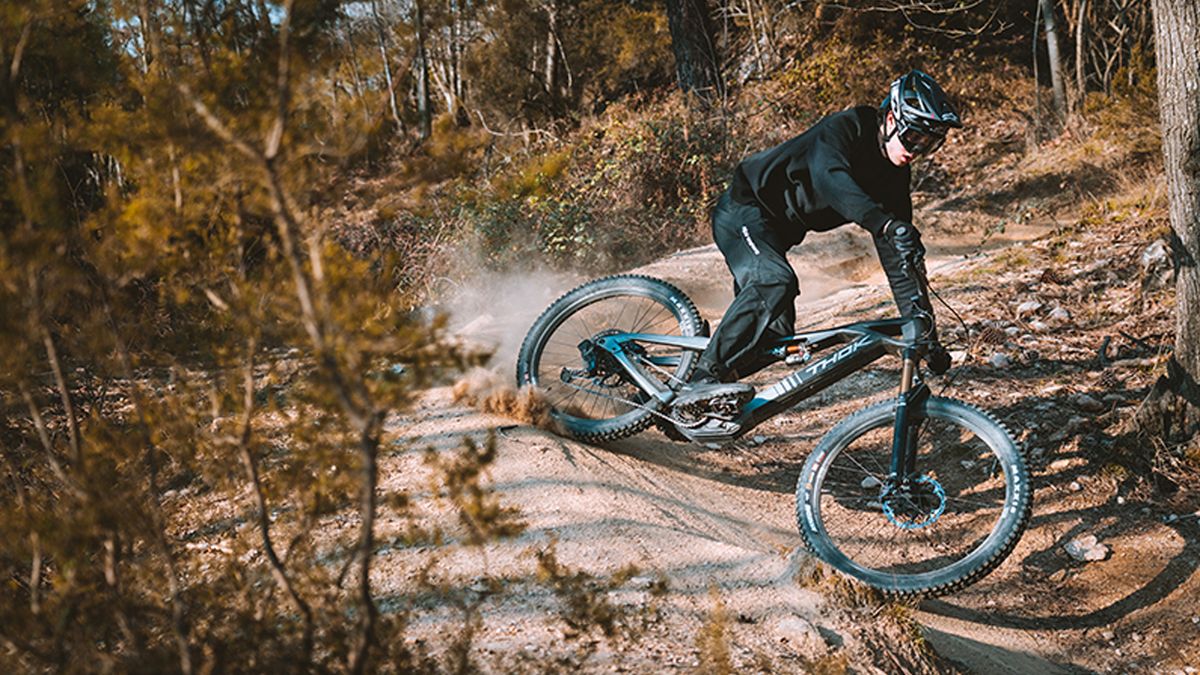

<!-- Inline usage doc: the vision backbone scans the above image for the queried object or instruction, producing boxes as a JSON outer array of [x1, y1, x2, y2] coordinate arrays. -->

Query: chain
[[555, 376, 684, 426], [556, 351, 701, 426]]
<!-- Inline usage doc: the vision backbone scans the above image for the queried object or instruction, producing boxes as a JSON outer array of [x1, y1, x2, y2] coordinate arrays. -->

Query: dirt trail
[[375, 219, 1106, 672]]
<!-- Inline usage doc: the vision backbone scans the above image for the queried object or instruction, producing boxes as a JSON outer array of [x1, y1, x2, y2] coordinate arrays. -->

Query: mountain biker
[[674, 70, 960, 433]]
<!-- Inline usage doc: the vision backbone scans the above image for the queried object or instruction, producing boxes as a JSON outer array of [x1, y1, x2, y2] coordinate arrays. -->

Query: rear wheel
[[795, 396, 1031, 597], [516, 275, 705, 442]]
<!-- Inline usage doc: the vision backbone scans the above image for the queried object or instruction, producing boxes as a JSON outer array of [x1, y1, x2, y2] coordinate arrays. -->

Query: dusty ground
[[428, 193, 1200, 673], [159, 140, 1200, 672]]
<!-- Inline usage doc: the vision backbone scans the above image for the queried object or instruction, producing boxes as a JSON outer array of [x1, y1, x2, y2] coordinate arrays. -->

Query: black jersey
[[730, 106, 911, 241]]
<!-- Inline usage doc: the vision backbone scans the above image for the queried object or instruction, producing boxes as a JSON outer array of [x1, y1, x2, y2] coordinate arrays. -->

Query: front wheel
[[796, 397, 1031, 598]]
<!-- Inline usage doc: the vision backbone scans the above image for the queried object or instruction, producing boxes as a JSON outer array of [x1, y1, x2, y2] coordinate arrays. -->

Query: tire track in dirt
[[381, 221, 1072, 671]]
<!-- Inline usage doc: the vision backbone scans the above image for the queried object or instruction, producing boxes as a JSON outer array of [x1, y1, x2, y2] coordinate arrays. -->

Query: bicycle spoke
[[811, 408, 1016, 580]]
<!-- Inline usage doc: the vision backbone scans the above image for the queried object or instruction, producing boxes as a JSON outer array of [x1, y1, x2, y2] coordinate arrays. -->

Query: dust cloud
[[437, 267, 581, 370], [437, 267, 579, 430], [451, 367, 564, 433]]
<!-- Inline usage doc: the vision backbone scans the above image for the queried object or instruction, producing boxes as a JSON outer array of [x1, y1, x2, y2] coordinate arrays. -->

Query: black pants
[[694, 191, 925, 382], [694, 192, 799, 381]]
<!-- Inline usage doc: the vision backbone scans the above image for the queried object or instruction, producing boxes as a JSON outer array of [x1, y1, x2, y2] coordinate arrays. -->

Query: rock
[[1117, 496, 1126, 505], [1005, 326, 1021, 337], [1142, 240, 1170, 271], [861, 476, 882, 489], [1049, 306, 1072, 323], [1102, 393, 1124, 405], [990, 352, 1012, 368], [1030, 320, 1050, 332], [1072, 393, 1105, 413], [949, 350, 969, 364], [767, 615, 827, 659], [1017, 300, 1044, 317], [753, 434, 768, 445], [1049, 459, 1072, 471], [1069, 481, 1082, 492], [1064, 534, 1110, 562], [1101, 630, 1115, 641]]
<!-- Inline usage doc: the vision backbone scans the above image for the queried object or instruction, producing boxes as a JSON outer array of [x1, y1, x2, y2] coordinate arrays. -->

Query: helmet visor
[[898, 125, 946, 155]]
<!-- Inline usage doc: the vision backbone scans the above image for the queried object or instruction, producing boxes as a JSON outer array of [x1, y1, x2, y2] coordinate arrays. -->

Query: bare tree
[[1142, 0, 1200, 444], [1040, 0, 1068, 121], [370, 0, 404, 131], [414, 0, 432, 139], [665, 0, 724, 105]]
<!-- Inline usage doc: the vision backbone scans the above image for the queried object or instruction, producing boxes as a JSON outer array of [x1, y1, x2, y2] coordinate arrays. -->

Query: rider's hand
[[927, 342, 951, 375], [885, 220, 925, 265]]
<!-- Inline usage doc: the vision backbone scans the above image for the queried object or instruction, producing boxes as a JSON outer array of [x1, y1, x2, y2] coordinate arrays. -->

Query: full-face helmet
[[883, 70, 963, 155]]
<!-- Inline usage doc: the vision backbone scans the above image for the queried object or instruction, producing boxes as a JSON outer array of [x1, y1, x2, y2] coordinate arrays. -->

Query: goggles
[[896, 123, 947, 155]]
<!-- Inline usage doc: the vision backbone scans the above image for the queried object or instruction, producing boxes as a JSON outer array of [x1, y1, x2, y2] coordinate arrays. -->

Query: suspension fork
[[889, 349, 931, 485]]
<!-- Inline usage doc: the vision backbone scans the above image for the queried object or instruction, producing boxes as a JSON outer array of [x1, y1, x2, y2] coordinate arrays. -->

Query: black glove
[[885, 220, 925, 264], [927, 342, 951, 375]]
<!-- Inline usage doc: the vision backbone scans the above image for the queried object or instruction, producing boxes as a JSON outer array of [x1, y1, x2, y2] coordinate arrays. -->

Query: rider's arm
[[805, 119, 898, 236]]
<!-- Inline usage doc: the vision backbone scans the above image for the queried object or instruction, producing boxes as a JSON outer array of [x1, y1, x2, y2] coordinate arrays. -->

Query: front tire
[[516, 275, 705, 443], [795, 396, 1031, 598]]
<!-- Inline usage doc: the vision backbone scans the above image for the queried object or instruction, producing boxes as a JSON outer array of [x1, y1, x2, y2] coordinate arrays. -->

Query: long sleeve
[[806, 122, 895, 235]]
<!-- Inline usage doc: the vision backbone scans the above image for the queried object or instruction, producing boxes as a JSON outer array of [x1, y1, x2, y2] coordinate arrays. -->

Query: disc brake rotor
[[881, 475, 946, 530]]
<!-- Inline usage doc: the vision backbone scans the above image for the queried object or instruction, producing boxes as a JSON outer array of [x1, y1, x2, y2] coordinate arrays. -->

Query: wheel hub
[[881, 475, 946, 530], [560, 329, 642, 389]]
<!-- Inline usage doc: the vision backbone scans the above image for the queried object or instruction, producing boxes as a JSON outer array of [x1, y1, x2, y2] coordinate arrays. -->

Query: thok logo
[[803, 336, 871, 378]]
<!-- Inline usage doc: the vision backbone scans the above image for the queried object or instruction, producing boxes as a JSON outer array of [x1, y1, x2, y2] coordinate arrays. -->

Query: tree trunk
[[369, 0, 403, 132], [544, 0, 558, 99], [664, 0, 723, 105], [1074, 0, 1086, 114], [414, 0, 432, 140], [1040, 0, 1068, 121], [1141, 0, 1200, 446]]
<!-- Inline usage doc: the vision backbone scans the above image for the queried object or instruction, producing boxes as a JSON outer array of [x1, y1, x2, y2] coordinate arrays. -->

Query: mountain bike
[[515, 256, 1031, 598]]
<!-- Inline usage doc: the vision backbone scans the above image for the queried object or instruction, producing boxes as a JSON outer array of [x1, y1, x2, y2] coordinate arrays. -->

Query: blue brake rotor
[[881, 475, 946, 530]]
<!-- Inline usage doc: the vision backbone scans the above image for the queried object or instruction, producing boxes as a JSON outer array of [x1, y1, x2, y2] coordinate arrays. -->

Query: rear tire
[[795, 396, 1031, 597], [516, 275, 705, 443]]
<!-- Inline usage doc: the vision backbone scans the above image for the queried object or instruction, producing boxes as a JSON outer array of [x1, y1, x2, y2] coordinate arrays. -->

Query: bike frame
[[591, 309, 934, 487]]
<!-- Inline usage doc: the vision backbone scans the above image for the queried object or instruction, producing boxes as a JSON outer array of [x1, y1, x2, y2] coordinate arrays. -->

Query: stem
[[236, 337, 315, 664], [348, 412, 384, 675], [41, 326, 81, 465], [99, 297, 193, 675], [19, 381, 76, 491]]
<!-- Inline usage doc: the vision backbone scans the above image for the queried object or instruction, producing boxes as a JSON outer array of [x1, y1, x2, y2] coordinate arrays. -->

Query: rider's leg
[[691, 192, 798, 385]]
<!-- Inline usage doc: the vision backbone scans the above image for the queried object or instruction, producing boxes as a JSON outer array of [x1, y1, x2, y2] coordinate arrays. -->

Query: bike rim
[[531, 292, 691, 425], [810, 411, 1016, 587]]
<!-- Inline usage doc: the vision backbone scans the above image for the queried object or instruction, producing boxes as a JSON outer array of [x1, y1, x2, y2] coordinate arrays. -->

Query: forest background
[[1, 0, 1195, 672]]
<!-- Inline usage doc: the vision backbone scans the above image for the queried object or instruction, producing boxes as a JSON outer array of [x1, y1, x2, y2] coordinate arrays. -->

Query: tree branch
[[235, 336, 315, 664], [8, 16, 34, 84], [18, 381, 77, 491], [40, 326, 81, 465]]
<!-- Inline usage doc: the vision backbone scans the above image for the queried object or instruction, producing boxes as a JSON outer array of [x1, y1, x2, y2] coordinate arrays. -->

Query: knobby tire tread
[[795, 396, 1032, 598], [516, 274, 703, 443]]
